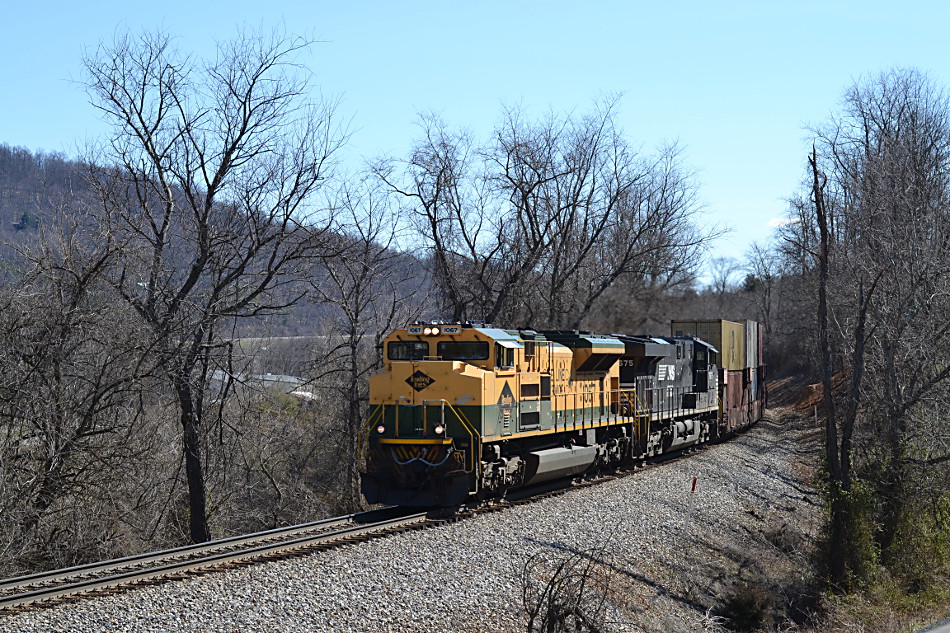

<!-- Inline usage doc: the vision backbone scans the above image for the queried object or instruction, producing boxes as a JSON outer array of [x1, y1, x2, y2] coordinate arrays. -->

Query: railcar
[[360, 319, 765, 507]]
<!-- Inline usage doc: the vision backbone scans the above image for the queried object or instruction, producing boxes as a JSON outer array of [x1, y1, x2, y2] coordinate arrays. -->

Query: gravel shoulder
[[0, 407, 820, 633]]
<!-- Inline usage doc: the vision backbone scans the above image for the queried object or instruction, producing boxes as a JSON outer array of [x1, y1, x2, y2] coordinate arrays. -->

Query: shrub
[[718, 581, 772, 632]]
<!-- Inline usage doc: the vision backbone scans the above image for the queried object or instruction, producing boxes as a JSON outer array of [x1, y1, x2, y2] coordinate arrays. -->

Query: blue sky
[[2, 1, 948, 275]]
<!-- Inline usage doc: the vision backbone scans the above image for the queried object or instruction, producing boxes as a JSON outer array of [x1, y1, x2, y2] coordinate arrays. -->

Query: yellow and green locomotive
[[360, 320, 758, 507]]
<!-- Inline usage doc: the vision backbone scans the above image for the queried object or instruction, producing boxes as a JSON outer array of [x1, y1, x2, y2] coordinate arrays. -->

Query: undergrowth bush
[[885, 496, 950, 594], [718, 581, 772, 632], [814, 480, 881, 591]]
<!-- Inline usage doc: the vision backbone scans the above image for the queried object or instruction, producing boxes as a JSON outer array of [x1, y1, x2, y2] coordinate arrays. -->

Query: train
[[359, 319, 766, 507]]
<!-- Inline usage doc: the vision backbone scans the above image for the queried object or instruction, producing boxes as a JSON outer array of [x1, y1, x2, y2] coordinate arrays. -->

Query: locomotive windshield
[[388, 341, 429, 360], [437, 341, 490, 361]]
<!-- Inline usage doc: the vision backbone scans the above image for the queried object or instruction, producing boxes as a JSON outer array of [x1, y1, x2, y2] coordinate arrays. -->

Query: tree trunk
[[878, 403, 907, 562], [811, 148, 859, 590], [177, 381, 211, 543], [827, 486, 863, 590]]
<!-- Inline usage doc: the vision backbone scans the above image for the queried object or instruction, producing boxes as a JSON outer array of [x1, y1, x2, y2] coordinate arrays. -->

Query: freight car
[[360, 320, 765, 507]]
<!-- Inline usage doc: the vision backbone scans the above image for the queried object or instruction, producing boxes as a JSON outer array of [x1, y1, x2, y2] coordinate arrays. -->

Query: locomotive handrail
[[439, 399, 481, 476], [357, 404, 385, 464], [617, 389, 634, 416], [615, 387, 650, 449], [421, 399, 448, 437], [616, 387, 648, 420], [451, 402, 481, 476], [422, 398, 481, 475], [414, 398, 481, 475]]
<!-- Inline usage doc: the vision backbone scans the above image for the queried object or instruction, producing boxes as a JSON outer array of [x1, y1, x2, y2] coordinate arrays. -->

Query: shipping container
[[744, 320, 758, 369], [721, 368, 745, 432], [671, 319, 746, 370], [757, 324, 764, 366]]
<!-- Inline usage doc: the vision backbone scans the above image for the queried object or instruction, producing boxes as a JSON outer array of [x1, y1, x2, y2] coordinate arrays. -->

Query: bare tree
[[374, 114, 504, 323], [530, 135, 707, 329], [0, 209, 166, 572], [82, 29, 344, 542], [742, 243, 779, 353], [521, 543, 617, 633], [802, 68, 950, 587], [307, 177, 422, 509], [706, 255, 742, 314], [377, 100, 710, 329], [823, 70, 950, 563]]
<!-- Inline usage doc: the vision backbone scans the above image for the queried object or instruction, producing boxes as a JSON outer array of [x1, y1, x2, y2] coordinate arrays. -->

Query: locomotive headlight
[[376, 425, 386, 434], [431, 327, 440, 336], [423, 327, 433, 335], [434, 424, 445, 435]]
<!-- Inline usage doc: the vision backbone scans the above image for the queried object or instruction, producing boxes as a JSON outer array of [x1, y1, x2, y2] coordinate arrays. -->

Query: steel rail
[[0, 508, 403, 594], [0, 508, 429, 610]]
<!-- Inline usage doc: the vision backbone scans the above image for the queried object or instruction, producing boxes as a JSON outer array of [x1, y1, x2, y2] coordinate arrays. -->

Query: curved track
[[0, 507, 434, 613]]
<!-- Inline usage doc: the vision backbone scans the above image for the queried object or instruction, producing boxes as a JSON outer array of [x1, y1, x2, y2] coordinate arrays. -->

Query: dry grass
[[798, 590, 950, 633]]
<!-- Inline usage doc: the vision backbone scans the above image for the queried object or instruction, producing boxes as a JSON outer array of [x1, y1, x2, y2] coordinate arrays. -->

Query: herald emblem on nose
[[406, 370, 435, 392]]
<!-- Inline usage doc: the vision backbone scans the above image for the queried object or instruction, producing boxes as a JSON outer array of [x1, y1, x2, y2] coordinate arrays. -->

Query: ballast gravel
[[0, 409, 820, 633]]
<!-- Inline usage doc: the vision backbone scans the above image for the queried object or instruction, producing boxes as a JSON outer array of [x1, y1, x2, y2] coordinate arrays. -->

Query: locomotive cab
[[362, 324, 495, 506]]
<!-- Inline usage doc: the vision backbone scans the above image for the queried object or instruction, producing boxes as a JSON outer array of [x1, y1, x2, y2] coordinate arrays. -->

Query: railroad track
[[0, 506, 437, 613], [0, 469, 649, 614]]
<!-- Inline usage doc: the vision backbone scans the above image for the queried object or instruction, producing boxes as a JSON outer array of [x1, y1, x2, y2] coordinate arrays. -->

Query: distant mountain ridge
[[0, 142, 433, 337], [0, 144, 85, 238]]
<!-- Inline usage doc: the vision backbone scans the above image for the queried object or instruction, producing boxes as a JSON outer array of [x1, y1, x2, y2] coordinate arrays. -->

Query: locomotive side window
[[495, 343, 515, 369], [388, 341, 429, 360], [437, 341, 489, 360]]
